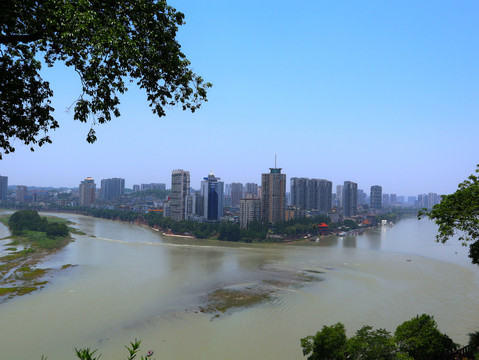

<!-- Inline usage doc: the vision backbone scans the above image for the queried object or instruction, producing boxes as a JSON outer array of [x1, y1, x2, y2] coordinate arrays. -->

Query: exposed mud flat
[[199, 266, 325, 316]]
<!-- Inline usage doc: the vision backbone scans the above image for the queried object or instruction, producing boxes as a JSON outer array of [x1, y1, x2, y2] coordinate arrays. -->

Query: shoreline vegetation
[[0, 210, 81, 303], [8, 206, 402, 243]]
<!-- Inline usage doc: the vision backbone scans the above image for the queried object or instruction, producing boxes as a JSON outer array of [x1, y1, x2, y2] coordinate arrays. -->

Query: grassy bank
[[0, 211, 77, 303]]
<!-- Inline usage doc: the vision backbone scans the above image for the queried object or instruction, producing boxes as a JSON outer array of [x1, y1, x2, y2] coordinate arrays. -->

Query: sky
[[1, 1, 479, 196]]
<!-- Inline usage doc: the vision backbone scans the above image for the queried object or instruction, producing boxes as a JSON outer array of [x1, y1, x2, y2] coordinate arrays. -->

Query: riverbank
[[0, 213, 79, 303]]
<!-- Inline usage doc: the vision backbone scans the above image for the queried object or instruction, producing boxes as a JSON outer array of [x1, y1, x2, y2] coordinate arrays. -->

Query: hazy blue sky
[[1, 1, 478, 196]]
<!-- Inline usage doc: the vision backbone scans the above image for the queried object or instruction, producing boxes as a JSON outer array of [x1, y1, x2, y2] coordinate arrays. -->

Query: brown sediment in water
[[201, 288, 272, 313], [200, 268, 324, 316]]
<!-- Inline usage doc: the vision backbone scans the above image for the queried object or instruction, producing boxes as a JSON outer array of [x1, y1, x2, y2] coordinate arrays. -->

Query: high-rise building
[[390, 194, 397, 205], [370, 185, 382, 210], [343, 181, 358, 217], [291, 178, 332, 213], [427, 193, 440, 209], [230, 183, 244, 207], [383, 193, 390, 206], [224, 183, 232, 196], [99, 178, 125, 201], [132, 185, 140, 192], [261, 167, 286, 224], [185, 192, 203, 219], [245, 183, 258, 197], [141, 183, 166, 191], [15, 185, 27, 204], [336, 185, 344, 207], [201, 172, 224, 221], [290, 177, 308, 209], [0, 175, 8, 201], [357, 189, 367, 205], [314, 179, 333, 214], [239, 198, 261, 229], [79, 177, 96, 207], [170, 170, 190, 221]]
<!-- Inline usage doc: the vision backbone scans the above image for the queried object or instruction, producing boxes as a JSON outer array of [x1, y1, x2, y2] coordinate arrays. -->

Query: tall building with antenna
[[261, 157, 286, 224]]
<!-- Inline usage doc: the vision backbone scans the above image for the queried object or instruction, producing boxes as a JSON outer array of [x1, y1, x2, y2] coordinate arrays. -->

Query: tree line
[[8, 210, 68, 239]]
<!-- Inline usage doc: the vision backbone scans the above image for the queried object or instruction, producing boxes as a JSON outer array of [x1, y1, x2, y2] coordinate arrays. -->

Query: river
[[0, 212, 478, 360]]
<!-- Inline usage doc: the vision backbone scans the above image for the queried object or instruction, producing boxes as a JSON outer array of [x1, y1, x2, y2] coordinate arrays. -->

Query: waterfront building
[[15, 185, 27, 204], [185, 192, 203, 219], [370, 185, 382, 210], [239, 198, 261, 229], [390, 194, 397, 206], [0, 175, 7, 201], [201, 172, 224, 221], [290, 177, 308, 209], [343, 181, 358, 217], [428, 192, 440, 209], [170, 170, 190, 222], [245, 183, 258, 197], [383, 193, 390, 206], [357, 189, 367, 205], [336, 185, 343, 207], [314, 179, 333, 214], [290, 178, 332, 213], [261, 167, 286, 224], [230, 183, 244, 207], [99, 178, 125, 201], [79, 177, 96, 207]]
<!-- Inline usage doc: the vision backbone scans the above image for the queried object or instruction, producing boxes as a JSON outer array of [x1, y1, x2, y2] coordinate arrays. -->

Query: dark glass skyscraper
[[370, 185, 382, 210], [343, 181, 358, 217], [0, 175, 7, 201], [201, 172, 224, 221]]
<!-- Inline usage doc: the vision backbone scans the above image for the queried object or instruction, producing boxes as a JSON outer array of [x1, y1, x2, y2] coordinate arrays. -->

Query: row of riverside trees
[[80, 208, 340, 242]]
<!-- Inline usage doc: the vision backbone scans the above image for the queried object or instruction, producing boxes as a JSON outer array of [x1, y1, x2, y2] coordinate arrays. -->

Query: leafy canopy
[[394, 314, 457, 360], [300, 322, 348, 360], [300, 314, 457, 360], [0, 0, 211, 158], [418, 164, 479, 266]]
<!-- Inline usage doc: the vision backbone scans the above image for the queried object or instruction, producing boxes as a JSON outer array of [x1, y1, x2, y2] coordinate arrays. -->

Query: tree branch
[[0, 32, 44, 44]]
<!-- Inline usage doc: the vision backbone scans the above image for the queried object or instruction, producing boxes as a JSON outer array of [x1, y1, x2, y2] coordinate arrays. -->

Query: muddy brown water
[[0, 211, 478, 360]]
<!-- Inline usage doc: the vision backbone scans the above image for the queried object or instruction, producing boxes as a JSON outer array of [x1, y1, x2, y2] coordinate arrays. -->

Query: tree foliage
[[0, 0, 211, 158], [347, 325, 397, 360], [8, 209, 47, 233], [301, 314, 457, 360], [418, 164, 479, 265], [8, 209, 69, 239], [301, 323, 348, 360], [394, 314, 457, 360]]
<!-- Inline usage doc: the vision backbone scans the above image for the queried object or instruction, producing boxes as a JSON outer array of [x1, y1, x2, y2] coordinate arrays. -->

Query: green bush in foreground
[[42, 339, 155, 360], [301, 314, 458, 360]]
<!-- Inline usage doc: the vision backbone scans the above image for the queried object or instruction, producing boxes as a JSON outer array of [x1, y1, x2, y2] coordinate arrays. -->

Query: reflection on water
[[0, 212, 478, 360]]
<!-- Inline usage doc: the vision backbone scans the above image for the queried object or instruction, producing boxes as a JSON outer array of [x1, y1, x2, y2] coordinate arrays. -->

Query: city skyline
[[1, 1, 478, 195], [0, 169, 448, 199]]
